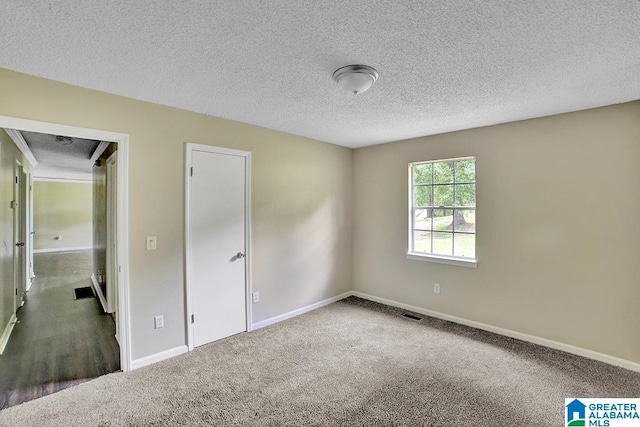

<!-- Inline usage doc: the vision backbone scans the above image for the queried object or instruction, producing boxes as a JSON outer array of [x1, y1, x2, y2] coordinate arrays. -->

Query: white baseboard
[[91, 273, 108, 313], [131, 345, 188, 370], [351, 291, 640, 373], [132, 291, 639, 373], [252, 291, 353, 330], [0, 314, 18, 355], [34, 246, 92, 254]]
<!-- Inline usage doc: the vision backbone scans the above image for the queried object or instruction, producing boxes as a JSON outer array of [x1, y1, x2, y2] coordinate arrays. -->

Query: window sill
[[407, 253, 478, 268]]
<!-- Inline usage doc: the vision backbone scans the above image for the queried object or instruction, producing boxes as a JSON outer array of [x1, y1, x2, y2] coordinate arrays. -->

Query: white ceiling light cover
[[333, 65, 379, 94]]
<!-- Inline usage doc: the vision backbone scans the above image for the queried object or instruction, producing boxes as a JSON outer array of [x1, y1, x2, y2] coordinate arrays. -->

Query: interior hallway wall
[[33, 181, 92, 252]]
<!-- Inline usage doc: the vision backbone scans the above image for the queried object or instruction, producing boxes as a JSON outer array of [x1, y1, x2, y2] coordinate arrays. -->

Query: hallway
[[0, 251, 120, 409]]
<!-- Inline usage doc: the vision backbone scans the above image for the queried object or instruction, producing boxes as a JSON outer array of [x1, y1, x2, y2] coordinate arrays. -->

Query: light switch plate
[[146, 236, 157, 251]]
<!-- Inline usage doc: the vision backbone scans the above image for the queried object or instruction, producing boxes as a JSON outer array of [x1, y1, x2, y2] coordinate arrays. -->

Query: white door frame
[[13, 159, 26, 312], [106, 152, 117, 315], [184, 143, 252, 351], [26, 171, 34, 290], [0, 115, 132, 372], [19, 165, 27, 302]]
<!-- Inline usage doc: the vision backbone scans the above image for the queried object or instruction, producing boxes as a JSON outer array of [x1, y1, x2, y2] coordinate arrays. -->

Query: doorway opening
[[0, 116, 130, 408]]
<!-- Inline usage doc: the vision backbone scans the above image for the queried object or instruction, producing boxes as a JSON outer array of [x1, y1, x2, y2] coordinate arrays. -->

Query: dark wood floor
[[0, 251, 120, 409]]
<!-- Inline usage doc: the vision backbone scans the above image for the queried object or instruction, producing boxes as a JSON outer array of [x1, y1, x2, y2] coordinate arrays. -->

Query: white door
[[188, 146, 249, 348]]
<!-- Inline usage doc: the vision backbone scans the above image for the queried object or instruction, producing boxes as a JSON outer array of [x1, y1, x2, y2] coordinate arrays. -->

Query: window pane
[[433, 184, 453, 207], [432, 209, 453, 231], [413, 185, 432, 207], [414, 208, 432, 230], [455, 159, 475, 183], [454, 184, 475, 207], [413, 231, 431, 253], [454, 234, 475, 258], [432, 232, 453, 255], [413, 163, 432, 185], [452, 209, 475, 233], [409, 158, 476, 261], [433, 161, 453, 184]]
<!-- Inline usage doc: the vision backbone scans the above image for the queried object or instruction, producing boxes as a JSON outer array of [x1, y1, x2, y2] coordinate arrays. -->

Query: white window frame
[[407, 156, 477, 268]]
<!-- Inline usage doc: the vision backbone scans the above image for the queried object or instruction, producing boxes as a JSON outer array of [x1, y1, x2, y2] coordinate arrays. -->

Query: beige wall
[[353, 102, 640, 363], [0, 68, 353, 360], [33, 181, 92, 251]]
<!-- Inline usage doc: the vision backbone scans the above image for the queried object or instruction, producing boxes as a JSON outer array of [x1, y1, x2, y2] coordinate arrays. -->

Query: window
[[408, 157, 476, 266]]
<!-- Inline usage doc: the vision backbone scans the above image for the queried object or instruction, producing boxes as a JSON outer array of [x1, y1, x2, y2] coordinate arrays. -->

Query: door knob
[[236, 252, 245, 259], [16, 242, 25, 247]]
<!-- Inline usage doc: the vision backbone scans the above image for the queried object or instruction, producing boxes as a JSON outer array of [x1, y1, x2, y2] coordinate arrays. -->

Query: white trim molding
[[34, 246, 93, 254], [407, 253, 478, 268], [0, 314, 18, 355], [33, 177, 92, 184], [252, 292, 352, 330], [91, 273, 108, 313], [131, 289, 639, 373], [131, 345, 188, 370], [351, 291, 640, 373], [4, 128, 38, 167], [90, 141, 111, 163]]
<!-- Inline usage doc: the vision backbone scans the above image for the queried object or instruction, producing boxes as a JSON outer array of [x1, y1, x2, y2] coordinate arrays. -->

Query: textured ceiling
[[1, 1, 639, 148], [20, 131, 99, 181]]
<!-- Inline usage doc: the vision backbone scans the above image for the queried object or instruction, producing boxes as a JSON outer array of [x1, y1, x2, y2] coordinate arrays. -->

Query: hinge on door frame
[[191, 314, 195, 323], [15, 288, 18, 295], [190, 167, 193, 177]]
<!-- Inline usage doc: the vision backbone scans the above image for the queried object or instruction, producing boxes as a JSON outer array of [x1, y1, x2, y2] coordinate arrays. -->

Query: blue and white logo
[[567, 399, 587, 426], [565, 398, 640, 427]]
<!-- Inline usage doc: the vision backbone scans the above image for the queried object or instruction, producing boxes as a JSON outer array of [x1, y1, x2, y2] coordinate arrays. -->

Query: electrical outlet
[[433, 283, 441, 294], [252, 292, 259, 303], [146, 236, 157, 251], [154, 315, 164, 329]]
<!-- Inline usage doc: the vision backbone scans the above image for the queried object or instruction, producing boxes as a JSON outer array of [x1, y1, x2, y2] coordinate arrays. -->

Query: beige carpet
[[0, 297, 638, 426]]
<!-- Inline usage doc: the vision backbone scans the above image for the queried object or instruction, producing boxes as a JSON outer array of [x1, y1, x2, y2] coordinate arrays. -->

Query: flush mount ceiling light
[[55, 135, 73, 146], [332, 65, 379, 95]]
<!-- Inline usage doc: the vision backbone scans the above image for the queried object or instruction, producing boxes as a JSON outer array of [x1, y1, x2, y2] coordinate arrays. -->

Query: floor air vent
[[402, 313, 422, 321], [74, 286, 95, 300]]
